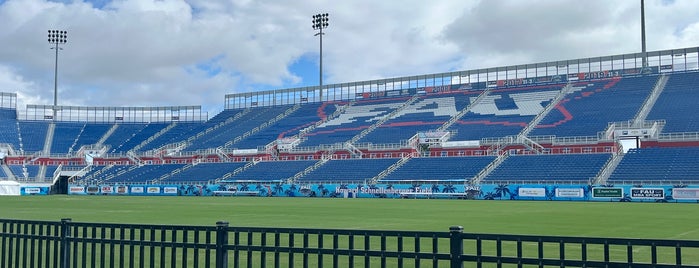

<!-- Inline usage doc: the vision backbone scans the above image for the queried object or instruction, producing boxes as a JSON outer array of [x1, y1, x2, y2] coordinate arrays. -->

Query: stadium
[[2, 46, 699, 267], [2, 1, 699, 266], [0, 45, 698, 203]]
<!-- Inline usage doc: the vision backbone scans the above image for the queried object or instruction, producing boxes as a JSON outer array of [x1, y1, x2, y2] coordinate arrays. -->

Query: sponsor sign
[[131, 186, 144, 194], [630, 188, 664, 199], [672, 188, 699, 200], [147, 187, 160, 194], [69, 187, 85, 194], [518, 188, 546, 197], [555, 188, 583, 198], [592, 187, 623, 198], [116, 186, 128, 194], [86, 186, 100, 194], [578, 70, 622, 80], [101, 186, 113, 194], [441, 140, 480, 148], [24, 188, 41, 194], [362, 91, 386, 99], [497, 78, 536, 87], [163, 187, 178, 194]]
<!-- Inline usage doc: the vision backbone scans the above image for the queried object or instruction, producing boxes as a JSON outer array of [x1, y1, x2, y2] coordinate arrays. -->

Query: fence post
[[60, 218, 72, 268], [449, 226, 464, 268], [215, 221, 229, 268]]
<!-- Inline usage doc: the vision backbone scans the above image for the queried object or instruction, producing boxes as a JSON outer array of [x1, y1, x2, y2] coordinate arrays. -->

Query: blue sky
[[0, 0, 698, 116]]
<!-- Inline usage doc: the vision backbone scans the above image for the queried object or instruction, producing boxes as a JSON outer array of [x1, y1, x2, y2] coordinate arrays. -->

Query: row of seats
[[647, 72, 699, 132], [609, 147, 699, 182]]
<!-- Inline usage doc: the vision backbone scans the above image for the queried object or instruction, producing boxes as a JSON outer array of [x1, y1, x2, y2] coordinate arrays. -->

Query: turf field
[[2, 195, 699, 240]]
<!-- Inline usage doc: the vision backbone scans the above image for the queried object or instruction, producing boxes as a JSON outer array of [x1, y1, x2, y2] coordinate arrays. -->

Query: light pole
[[640, 0, 647, 67], [312, 13, 329, 100], [48, 29, 67, 120]]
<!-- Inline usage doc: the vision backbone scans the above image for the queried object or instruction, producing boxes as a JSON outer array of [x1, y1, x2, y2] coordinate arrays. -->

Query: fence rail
[[2, 218, 698, 267]]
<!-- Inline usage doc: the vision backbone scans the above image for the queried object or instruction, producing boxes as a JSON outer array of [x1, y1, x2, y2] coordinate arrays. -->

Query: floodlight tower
[[48, 30, 67, 120], [312, 13, 329, 100], [641, 0, 647, 67]]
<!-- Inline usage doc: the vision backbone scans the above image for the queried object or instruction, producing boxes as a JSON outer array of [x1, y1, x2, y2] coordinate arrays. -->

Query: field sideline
[[2, 195, 698, 240]]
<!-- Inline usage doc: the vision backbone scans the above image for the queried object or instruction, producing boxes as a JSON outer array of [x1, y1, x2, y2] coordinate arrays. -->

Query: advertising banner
[[630, 188, 664, 199], [555, 188, 584, 198], [672, 188, 699, 200], [518, 188, 546, 197], [131, 186, 144, 194], [592, 187, 623, 198]]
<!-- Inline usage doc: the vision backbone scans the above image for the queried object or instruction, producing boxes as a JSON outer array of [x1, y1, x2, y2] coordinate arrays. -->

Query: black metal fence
[[2, 218, 699, 267]]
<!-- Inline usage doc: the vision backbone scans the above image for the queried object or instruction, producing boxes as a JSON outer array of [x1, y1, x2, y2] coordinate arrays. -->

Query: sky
[[0, 0, 698, 116]]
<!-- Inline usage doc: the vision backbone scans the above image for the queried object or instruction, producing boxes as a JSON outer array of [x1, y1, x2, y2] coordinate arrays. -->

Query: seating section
[[0, 108, 16, 120], [298, 158, 399, 182], [51, 122, 85, 154], [111, 123, 169, 153], [231, 103, 328, 149], [6, 73, 699, 186], [102, 124, 148, 153], [164, 162, 247, 183], [358, 92, 474, 144], [8, 165, 41, 179], [531, 76, 658, 137], [18, 122, 49, 153], [139, 123, 204, 152], [107, 164, 186, 183], [484, 153, 612, 182], [0, 118, 20, 149], [225, 160, 316, 182], [448, 85, 563, 141], [72, 123, 112, 151], [646, 72, 699, 132], [299, 98, 409, 146], [380, 156, 496, 182], [187, 106, 292, 150], [609, 147, 699, 182]]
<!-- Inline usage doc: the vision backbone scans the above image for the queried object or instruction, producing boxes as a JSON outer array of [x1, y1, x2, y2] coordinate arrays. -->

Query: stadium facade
[[1, 46, 699, 202]]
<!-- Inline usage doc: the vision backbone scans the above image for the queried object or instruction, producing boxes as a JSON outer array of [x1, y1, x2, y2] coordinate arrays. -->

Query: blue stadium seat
[[646, 72, 699, 132], [485, 153, 612, 182], [381, 156, 496, 182], [609, 147, 699, 182], [531, 76, 658, 137]]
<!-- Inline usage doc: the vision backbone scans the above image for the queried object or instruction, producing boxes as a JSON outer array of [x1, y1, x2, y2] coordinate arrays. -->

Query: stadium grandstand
[[2, 47, 699, 201]]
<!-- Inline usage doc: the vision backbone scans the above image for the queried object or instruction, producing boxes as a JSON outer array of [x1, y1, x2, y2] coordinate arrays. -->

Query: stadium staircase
[[297, 101, 354, 139], [223, 104, 301, 148], [81, 165, 110, 182], [37, 165, 47, 180], [592, 144, 625, 185], [469, 151, 509, 185], [215, 148, 231, 161], [126, 151, 145, 166], [437, 89, 491, 132], [43, 123, 55, 155], [185, 109, 251, 147], [215, 160, 258, 183], [287, 155, 331, 183], [96, 124, 120, 147], [154, 162, 195, 183], [632, 74, 668, 127], [368, 154, 412, 183], [519, 82, 574, 138], [1, 164, 15, 180], [131, 122, 178, 152], [347, 95, 421, 145]]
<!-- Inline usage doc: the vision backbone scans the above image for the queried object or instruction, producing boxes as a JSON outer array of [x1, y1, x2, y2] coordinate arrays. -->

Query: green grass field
[[2, 195, 699, 240]]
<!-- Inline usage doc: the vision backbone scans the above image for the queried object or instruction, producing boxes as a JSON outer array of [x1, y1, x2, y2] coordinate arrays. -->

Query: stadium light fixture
[[312, 13, 329, 99], [48, 29, 67, 120]]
